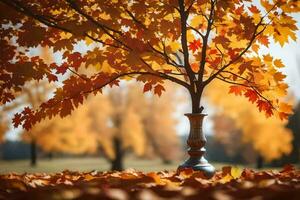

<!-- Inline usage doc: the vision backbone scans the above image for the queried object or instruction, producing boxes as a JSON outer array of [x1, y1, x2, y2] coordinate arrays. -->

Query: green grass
[[0, 157, 229, 174]]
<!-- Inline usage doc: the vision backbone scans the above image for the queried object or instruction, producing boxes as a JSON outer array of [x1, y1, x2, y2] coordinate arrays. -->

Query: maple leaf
[[154, 84, 165, 96], [251, 44, 259, 54], [1, 92, 15, 104], [256, 100, 273, 117], [228, 85, 246, 96], [235, 5, 244, 15], [60, 99, 74, 117], [278, 112, 289, 120], [47, 74, 58, 82], [13, 113, 22, 128], [273, 59, 284, 68], [190, 63, 199, 73], [244, 89, 259, 103], [274, 72, 286, 82], [248, 5, 260, 14], [188, 39, 202, 52], [67, 52, 86, 71], [1, 0, 297, 129], [56, 63, 69, 75], [228, 49, 238, 60], [257, 35, 269, 47], [143, 82, 152, 92], [263, 54, 273, 63]]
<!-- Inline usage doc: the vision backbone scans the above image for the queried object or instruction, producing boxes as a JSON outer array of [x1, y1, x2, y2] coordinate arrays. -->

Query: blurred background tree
[[206, 80, 293, 168], [3, 80, 182, 170], [0, 109, 8, 144], [85, 83, 182, 170]]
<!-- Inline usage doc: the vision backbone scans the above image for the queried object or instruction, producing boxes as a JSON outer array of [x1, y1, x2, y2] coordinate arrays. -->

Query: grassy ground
[[0, 157, 231, 174]]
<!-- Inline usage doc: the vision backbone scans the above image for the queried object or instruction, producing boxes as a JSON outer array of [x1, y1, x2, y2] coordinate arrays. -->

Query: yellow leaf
[[85, 37, 94, 45], [230, 167, 242, 179], [60, 32, 72, 39], [251, 44, 259, 54], [279, 102, 293, 114], [219, 174, 233, 184]]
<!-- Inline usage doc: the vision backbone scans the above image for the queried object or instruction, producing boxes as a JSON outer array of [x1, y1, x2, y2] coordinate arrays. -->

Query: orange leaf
[[228, 85, 246, 96], [244, 89, 259, 103], [257, 35, 269, 47], [191, 63, 199, 73], [274, 59, 284, 68], [249, 5, 260, 14]]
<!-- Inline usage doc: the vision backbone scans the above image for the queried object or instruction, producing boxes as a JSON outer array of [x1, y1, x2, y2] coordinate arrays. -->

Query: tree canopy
[[0, 0, 299, 129]]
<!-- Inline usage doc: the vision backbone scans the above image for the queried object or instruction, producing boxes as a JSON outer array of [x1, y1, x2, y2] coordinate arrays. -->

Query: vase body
[[178, 113, 215, 178]]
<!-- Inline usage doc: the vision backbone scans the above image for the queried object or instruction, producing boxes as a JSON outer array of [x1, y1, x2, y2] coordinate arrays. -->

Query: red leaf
[[13, 113, 22, 128], [143, 82, 152, 92], [56, 63, 68, 75], [154, 84, 165, 96], [256, 100, 273, 117], [244, 89, 258, 103], [249, 5, 260, 14], [228, 49, 238, 60], [228, 85, 246, 96], [209, 49, 218, 55], [60, 99, 74, 117], [67, 52, 86, 70], [188, 39, 202, 53], [47, 74, 58, 82], [235, 5, 244, 15]]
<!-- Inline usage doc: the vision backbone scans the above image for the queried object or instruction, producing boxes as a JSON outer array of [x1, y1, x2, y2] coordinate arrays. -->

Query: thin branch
[[186, 0, 196, 13], [65, 0, 132, 51], [147, 42, 184, 68], [205, 20, 266, 85], [187, 25, 205, 39], [204, 4, 278, 86], [65, 0, 122, 34], [124, 8, 148, 30], [138, 57, 190, 88], [198, 0, 216, 84], [67, 67, 90, 82], [222, 70, 255, 85], [85, 33, 126, 50], [216, 76, 275, 109], [178, 0, 195, 89]]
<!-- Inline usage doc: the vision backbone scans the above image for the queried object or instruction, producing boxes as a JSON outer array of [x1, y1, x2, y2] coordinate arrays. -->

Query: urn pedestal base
[[178, 113, 215, 178], [178, 157, 215, 178]]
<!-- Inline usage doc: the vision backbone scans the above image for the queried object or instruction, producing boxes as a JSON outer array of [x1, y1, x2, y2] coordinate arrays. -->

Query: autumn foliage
[[1, 165, 300, 200], [0, 0, 299, 130], [206, 81, 293, 162]]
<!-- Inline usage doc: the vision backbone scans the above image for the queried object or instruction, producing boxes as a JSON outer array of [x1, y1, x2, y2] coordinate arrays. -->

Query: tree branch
[[178, 0, 195, 90], [198, 0, 215, 84], [216, 76, 274, 109], [204, 19, 266, 86], [204, 3, 278, 86]]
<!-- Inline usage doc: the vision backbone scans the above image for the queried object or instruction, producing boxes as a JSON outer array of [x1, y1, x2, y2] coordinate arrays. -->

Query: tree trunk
[[256, 155, 263, 169], [30, 140, 37, 167], [111, 137, 124, 171], [48, 152, 53, 160]]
